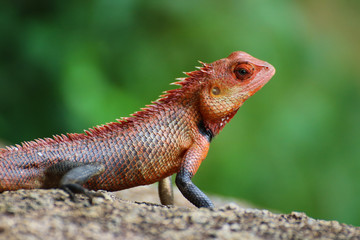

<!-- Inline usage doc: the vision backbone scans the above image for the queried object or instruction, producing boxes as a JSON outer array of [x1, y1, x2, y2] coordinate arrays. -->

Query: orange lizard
[[0, 51, 275, 207]]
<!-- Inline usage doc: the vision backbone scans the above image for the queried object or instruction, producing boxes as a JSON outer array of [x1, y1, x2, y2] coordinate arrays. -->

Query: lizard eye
[[234, 63, 254, 81]]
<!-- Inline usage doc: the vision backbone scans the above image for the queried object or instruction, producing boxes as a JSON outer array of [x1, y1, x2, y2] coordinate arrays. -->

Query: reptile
[[0, 51, 275, 208]]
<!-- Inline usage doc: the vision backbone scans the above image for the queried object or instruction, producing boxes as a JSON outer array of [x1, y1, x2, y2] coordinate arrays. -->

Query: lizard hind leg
[[59, 163, 105, 204], [45, 161, 105, 204]]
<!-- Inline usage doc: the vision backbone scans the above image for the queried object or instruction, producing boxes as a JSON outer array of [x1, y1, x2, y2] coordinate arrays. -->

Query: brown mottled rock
[[0, 189, 359, 240], [116, 184, 255, 209]]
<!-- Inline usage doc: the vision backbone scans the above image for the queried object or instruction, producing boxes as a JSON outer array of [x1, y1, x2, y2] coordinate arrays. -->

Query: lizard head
[[198, 51, 275, 134]]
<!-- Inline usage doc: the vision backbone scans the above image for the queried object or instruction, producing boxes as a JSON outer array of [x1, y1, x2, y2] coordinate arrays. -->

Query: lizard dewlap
[[0, 51, 275, 208]]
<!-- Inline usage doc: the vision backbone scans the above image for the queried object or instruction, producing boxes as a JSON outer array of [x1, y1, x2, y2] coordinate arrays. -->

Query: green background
[[1, 0, 359, 225]]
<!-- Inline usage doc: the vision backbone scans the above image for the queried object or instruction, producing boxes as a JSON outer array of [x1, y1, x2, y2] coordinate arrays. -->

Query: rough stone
[[0, 189, 359, 240]]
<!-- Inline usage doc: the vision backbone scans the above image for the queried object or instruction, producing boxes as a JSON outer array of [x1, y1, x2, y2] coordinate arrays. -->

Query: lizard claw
[[61, 183, 104, 204]]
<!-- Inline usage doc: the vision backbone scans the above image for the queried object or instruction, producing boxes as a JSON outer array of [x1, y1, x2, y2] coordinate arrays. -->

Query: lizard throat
[[202, 110, 239, 136]]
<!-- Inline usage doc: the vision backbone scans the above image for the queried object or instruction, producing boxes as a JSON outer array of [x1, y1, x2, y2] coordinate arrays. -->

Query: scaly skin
[[0, 51, 275, 207]]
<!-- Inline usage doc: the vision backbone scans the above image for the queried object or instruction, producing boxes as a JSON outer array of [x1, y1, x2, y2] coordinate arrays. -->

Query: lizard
[[0, 51, 275, 208]]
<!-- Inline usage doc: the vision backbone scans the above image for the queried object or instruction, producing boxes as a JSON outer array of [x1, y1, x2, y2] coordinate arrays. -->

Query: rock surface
[[0, 188, 359, 240], [116, 184, 255, 209]]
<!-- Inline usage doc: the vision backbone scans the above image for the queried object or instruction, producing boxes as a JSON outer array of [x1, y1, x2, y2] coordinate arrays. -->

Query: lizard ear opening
[[211, 86, 221, 96]]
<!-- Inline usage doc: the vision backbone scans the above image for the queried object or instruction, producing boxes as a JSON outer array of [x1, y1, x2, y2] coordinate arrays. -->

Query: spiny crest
[[0, 62, 213, 154], [165, 61, 212, 89]]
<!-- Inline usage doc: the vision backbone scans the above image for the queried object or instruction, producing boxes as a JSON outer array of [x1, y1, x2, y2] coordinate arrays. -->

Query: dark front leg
[[175, 130, 213, 208], [176, 168, 214, 208]]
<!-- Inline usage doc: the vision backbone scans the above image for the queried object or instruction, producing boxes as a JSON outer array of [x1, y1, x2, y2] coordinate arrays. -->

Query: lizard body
[[0, 51, 275, 207]]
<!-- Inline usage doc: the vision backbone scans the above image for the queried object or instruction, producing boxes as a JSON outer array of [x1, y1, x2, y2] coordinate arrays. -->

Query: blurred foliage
[[0, 0, 360, 225]]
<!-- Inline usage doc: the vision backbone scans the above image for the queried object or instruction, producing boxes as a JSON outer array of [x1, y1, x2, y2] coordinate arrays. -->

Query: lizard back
[[0, 82, 203, 191]]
